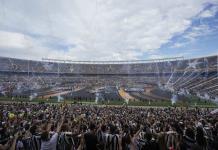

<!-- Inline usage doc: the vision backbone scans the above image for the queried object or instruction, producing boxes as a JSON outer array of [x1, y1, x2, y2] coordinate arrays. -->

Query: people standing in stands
[[97, 124, 107, 150], [0, 103, 218, 150], [84, 123, 98, 150], [40, 114, 65, 150], [105, 125, 120, 150]]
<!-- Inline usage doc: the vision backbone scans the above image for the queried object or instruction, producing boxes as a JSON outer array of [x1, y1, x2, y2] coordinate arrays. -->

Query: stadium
[[0, 55, 217, 107], [0, 0, 218, 150]]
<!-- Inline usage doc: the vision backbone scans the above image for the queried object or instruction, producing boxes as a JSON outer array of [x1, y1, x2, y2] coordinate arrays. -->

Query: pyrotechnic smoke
[[95, 92, 100, 104], [171, 93, 178, 105], [29, 93, 37, 101], [57, 94, 64, 102], [125, 98, 129, 105]]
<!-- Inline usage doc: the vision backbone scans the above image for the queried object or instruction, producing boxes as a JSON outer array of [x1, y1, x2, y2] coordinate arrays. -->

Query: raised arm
[[134, 125, 143, 138], [9, 132, 19, 150], [56, 113, 65, 133]]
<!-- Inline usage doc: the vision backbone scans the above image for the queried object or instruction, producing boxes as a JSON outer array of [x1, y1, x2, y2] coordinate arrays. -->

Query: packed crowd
[[0, 103, 217, 150], [1, 56, 216, 74], [0, 56, 217, 101], [0, 75, 154, 98]]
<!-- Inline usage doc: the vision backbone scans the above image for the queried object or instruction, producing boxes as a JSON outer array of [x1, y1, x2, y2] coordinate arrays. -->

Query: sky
[[0, 0, 218, 61]]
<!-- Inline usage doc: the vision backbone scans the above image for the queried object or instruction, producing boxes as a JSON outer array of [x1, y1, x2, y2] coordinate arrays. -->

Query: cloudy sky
[[0, 0, 218, 61]]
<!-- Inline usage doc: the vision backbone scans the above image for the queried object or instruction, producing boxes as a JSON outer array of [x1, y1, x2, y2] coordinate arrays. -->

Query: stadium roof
[[42, 57, 184, 64]]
